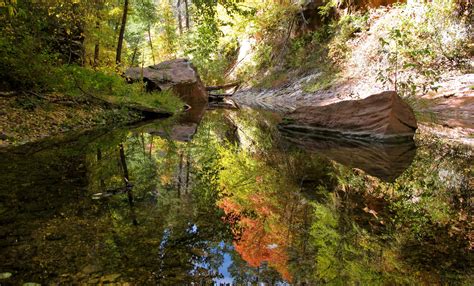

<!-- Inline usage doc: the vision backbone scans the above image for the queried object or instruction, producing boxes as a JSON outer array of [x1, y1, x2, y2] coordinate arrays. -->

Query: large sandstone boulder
[[279, 91, 417, 142], [125, 59, 208, 106]]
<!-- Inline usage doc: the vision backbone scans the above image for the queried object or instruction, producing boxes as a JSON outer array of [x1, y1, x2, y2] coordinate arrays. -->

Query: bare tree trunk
[[94, 41, 99, 68], [185, 150, 190, 194], [141, 133, 146, 156], [147, 26, 156, 65], [119, 144, 131, 202], [93, 0, 101, 68], [119, 143, 138, 226], [97, 148, 105, 190], [93, 41, 100, 68], [177, 0, 182, 35], [131, 44, 138, 66], [177, 151, 184, 198], [116, 0, 129, 65], [149, 135, 153, 158], [184, 0, 189, 29]]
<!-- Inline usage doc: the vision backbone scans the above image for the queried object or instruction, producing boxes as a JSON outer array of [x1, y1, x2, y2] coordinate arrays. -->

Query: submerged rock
[[125, 59, 208, 106], [279, 91, 417, 142]]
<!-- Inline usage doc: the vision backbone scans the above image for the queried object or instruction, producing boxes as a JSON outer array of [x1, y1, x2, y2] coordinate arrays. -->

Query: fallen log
[[92, 185, 131, 199], [208, 98, 239, 110], [208, 93, 229, 97], [206, 82, 241, 91]]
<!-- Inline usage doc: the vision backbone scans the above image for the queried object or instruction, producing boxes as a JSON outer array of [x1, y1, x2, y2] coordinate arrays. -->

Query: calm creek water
[[0, 106, 472, 285]]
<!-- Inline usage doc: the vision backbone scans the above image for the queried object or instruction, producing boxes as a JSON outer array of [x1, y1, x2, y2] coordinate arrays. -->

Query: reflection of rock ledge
[[151, 123, 198, 142], [281, 130, 416, 182], [279, 124, 416, 143]]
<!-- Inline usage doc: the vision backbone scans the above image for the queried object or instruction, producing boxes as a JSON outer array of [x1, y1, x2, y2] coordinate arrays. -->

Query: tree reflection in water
[[0, 108, 471, 284]]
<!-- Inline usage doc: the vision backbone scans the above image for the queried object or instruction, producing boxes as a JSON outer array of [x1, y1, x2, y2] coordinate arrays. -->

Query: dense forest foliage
[[1, 0, 471, 91]]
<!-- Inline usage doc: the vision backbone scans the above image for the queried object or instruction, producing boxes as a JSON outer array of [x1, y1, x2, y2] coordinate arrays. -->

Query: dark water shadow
[[280, 131, 417, 182]]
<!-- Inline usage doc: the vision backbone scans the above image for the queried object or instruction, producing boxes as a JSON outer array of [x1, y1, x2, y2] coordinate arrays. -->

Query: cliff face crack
[[397, 116, 418, 131]]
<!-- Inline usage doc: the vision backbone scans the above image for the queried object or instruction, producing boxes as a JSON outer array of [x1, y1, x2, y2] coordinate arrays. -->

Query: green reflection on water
[[0, 108, 472, 285]]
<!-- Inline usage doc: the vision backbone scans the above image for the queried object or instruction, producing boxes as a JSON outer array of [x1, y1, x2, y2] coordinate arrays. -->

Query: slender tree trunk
[[185, 150, 190, 194], [177, 0, 182, 34], [93, 42, 100, 68], [149, 135, 153, 158], [119, 144, 130, 199], [93, 0, 101, 68], [147, 26, 156, 65], [184, 0, 189, 29], [119, 143, 138, 226], [141, 133, 146, 156], [97, 148, 105, 190], [131, 44, 138, 66], [116, 0, 129, 65], [177, 151, 184, 198]]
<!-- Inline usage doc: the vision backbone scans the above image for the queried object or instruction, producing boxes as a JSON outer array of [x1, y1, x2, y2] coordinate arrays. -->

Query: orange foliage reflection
[[219, 195, 292, 282]]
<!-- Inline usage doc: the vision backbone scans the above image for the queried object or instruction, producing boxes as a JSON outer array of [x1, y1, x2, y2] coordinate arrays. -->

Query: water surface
[[0, 107, 472, 285]]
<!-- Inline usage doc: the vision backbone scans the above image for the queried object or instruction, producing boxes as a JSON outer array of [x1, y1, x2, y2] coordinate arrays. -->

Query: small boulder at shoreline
[[279, 91, 417, 142]]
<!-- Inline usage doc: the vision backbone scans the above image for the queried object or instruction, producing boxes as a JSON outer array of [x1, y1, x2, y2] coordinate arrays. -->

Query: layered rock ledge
[[279, 91, 418, 142]]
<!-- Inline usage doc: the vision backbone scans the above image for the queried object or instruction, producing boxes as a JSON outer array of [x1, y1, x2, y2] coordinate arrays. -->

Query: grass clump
[[105, 89, 183, 113]]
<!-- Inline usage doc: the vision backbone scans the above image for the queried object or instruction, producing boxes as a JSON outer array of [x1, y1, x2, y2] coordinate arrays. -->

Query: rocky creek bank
[[234, 73, 474, 145]]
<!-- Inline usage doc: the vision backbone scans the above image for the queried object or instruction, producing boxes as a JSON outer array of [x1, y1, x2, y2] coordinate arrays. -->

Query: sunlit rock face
[[279, 91, 418, 142], [125, 59, 208, 106]]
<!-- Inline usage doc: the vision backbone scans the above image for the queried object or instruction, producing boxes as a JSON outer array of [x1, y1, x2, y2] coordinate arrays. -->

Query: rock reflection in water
[[280, 132, 416, 182], [148, 103, 207, 142], [0, 108, 472, 285]]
